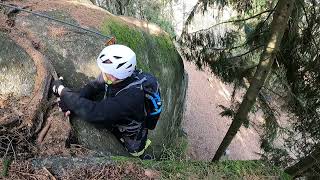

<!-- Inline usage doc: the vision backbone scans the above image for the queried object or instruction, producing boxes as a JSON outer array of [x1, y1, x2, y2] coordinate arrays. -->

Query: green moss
[[154, 35, 177, 65], [159, 135, 188, 161], [100, 18, 179, 74], [113, 157, 292, 180], [101, 18, 150, 72], [1, 157, 12, 177], [155, 35, 174, 54]]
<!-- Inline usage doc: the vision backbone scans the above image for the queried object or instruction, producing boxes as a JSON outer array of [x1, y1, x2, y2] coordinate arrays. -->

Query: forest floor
[[1, 157, 289, 179], [182, 60, 262, 161]]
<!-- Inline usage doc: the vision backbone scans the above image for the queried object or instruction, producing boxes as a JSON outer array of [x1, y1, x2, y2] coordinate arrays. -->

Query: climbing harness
[[0, 2, 116, 45]]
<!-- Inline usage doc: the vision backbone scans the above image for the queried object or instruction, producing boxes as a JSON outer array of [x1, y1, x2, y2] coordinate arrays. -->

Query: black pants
[[108, 126, 148, 154]]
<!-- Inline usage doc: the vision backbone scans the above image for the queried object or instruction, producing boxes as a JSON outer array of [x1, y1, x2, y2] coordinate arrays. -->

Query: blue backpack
[[133, 70, 162, 130]]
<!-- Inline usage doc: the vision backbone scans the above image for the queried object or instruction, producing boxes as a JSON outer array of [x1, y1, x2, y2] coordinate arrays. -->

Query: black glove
[[57, 98, 71, 117], [57, 98, 68, 112], [52, 77, 65, 97]]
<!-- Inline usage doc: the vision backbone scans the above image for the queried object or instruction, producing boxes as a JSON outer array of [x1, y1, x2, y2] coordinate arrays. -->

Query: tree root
[[37, 107, 72, 156], [0, 22, 72, 158], [36, 118, 51, 144], [43, 167, 57, 180], [9, 30, 51, 130]]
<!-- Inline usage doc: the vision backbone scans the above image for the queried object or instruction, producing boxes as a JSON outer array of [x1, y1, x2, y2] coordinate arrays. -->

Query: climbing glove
[[56, 98, 69, 113], [52, 77, 65, 97], [56, 98, 71, 117]]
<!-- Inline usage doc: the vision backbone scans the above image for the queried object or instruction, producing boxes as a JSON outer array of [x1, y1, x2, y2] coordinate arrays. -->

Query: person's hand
[[52, 77, 65, 97], [57, 98, 71, 117]]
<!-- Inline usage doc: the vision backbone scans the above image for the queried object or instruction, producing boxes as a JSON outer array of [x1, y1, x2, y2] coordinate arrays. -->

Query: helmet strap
[[103, 73, 113, 85], [102, 73, 123, 85]]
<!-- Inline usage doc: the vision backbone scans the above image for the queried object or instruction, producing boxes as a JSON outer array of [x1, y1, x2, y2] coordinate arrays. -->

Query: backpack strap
[[115, 77, 146, 96], [146, 92, 162, 115], [117, 120, 143, 134], [113, 74, 146, 134]]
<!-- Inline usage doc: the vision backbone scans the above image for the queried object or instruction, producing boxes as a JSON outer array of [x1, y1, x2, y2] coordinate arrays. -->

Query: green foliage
[[101, 18, 149, 71], [180, 0, 320, 173], [180, 0, 275, 82], [201, 0, 273, 14], [99, 0, 175, 37], [101, 18, 178, 73], [113, 157, 291, 180], [245, 20, 271, 47], [2, 157, 12, 177], [159, 136, 188, 161], [260, 0, 320, 170], [218, 105, 235, 118], [133, 0, 175, 36]]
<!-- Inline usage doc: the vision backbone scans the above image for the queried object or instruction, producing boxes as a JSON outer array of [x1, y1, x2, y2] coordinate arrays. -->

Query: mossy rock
[[2, 0, 186, 158]]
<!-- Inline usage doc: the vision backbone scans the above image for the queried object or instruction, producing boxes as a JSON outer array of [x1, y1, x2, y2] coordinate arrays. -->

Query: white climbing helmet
[[97, 44, 136, 79]]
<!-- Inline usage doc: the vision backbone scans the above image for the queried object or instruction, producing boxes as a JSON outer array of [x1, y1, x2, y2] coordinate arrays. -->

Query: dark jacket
[[60, 73, 147, 152]]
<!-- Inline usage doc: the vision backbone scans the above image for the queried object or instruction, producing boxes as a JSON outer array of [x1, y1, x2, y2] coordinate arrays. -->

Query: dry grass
[[0, 95, 36, 161], [0, 161, 160, 180]]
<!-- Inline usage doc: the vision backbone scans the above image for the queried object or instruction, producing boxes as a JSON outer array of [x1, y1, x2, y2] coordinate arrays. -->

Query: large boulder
[[0, 33, 36, 97], [0, 0, 186, 157]]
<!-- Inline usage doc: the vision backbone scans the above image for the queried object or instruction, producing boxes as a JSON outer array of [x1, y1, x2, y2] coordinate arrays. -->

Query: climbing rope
[[0, 2, 116, 45]]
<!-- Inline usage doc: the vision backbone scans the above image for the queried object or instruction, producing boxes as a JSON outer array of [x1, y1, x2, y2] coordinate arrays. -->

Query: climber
[[52, 44, 153, 159]]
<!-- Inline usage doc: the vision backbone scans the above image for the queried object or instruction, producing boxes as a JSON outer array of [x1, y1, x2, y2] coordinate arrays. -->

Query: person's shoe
[[140, 153, 154, 160]]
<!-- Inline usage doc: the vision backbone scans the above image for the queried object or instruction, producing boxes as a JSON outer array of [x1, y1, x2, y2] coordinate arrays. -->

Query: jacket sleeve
[[79, 74, 105, 99], [60, 87, 144, 125]]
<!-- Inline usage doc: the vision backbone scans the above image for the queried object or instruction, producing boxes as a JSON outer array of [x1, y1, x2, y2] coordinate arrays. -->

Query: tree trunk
[[212, 0, 295, 162], [285, 145, 320, 177]]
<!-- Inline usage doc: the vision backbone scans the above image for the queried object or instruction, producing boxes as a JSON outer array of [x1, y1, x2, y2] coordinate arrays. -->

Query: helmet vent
[[113, 56, 122, 59], [116, 62, 127, 69], [102, 59, 112, 64], [126, 64, 132, 69]]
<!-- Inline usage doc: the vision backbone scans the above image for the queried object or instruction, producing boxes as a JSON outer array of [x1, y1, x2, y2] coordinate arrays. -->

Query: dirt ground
[[182, 60, 262, 161]]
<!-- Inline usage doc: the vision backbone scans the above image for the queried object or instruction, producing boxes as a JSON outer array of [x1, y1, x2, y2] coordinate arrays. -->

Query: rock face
[[0, 33, 36, 97], [0, 0, 186, 157]]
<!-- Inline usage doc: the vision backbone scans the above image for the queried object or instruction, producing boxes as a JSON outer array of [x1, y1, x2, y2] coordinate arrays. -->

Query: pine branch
[[192, 9, 275, 35], [181, 0, 202, 36], [262, 86, 286, 99], [212, 0, 294, 162], [230, 30, 269, 51], [258, 92, 280, 143], [243, 78, 280, 141], [124, 0, 131, 6], [185, 1, 202, 26], [274, 70, 320, 122], [227, 45, 264, 59], [299, 0, 320, 53], [204, 30, 269, 53], [256, 2, 277, 32], [285, 144, 320, 177]]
